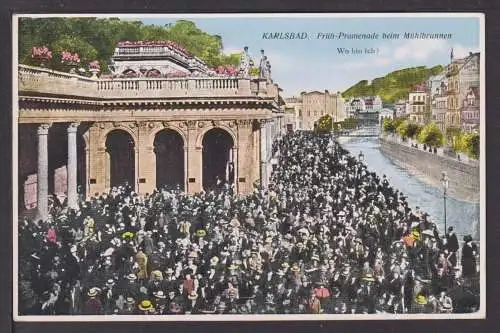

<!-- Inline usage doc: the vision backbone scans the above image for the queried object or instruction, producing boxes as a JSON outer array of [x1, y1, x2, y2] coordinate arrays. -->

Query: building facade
[[461, 87, 480, 133], [292, 90, 345, 130], [379, 108, 395, 126], [394, 99, 410, 118], [284, 97, 302, 130], [445, 52, 480, 133], [408, 83, 429, 125], [108, 41, 212, 77], [364, 96, 383, 112], [426, 73, 448, 133], [18, 44, 284, 220], [345, 98, 366, 117]]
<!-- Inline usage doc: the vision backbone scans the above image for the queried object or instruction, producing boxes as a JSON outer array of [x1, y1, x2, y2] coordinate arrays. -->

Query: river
[[340, 137, 480, 240]]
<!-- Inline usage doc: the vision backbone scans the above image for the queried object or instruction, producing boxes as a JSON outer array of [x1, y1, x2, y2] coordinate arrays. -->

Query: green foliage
[[451, 131, 480, 159], [396, 120, 409, 137], [445, 126, 462, 144], [341, 117, 359, 130], [417, 123, 443, 147], [316, 115, 333, 132], [19, 18, 241, 72], [342, 65, 444, 104], [467, 134, 480, 159], [383, 117, 396, 133], [406, 123, 422, 139]]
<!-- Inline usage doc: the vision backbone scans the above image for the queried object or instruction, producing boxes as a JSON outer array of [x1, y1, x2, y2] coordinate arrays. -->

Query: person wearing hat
[[147, 270, 166, 296], [100, 278, 119, 315], [304, 288, 321, 314], [445, 226, 460, 267], [461, 235, 477, 278], [438, 290, 453, 313], [138, 299, 154, 315], [182, 290, 201, 314], [215, 301, 227, 314], [135, 249, 148, 281], [122, 273, 140, 301], [119, 297, 137, 315], [83, 287, 102, 315]]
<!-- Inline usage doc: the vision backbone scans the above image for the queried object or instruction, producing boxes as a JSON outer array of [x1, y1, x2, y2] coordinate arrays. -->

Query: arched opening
[[106, 130, 135, 189], [122, 69, 138, 78], [48, 125, 68, 200], [202, 128, 235, 190], [146, 68, 162, 78], [154, 129, 185, 191]]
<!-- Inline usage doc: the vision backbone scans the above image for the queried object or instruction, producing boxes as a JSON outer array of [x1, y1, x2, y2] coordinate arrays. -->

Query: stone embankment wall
[[379, 137, 480, 203]]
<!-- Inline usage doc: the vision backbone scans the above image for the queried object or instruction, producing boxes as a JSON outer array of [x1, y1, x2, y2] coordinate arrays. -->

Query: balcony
[[18, 65, 274, 101], [113, 45, 208, 70]]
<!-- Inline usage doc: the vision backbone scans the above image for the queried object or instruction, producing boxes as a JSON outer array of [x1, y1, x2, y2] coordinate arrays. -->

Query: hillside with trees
[[18, 18, 241, 73], [342, 65, 444, 104]]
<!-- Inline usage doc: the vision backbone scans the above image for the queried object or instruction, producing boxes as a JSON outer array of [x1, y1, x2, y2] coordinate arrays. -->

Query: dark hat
[[464, 235, 473, 242]]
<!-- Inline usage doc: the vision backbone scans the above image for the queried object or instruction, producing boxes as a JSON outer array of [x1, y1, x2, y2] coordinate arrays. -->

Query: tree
[[18, 17, 240, 72], [383, 118, 396, 133], [466, 133, 480, 159], [445, 126, 462, 145], [406, 123, 422, 139], [51, 36, 99, 69], [396, 120, 409, 138], [316, 115, 333, 132], [417, 123, 443, 147]]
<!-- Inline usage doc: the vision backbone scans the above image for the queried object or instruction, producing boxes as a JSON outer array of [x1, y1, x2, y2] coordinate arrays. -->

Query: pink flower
[[89, 60, 100, 70], [31, 46, 53, 60]]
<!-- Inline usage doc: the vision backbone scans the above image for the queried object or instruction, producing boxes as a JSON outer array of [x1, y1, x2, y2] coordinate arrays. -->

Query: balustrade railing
[[18, 65, 256, 100]]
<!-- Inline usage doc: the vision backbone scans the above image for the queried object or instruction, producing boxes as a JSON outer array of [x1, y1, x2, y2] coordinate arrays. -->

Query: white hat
[[87, 287, 100, 297]]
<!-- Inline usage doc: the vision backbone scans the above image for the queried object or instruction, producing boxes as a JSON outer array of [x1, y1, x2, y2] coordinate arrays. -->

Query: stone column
[[138, 145, 156, 196], [134, 149, 139, 193], [37, 124, 50, 221], [186, 124, 203, 194], [233, 147, 238, 193], [260, 121, 268, 189], [184, 147, 188, 191], [67, 122, 79, 209]]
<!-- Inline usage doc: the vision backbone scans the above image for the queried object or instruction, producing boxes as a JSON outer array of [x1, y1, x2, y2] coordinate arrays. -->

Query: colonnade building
[[17, 42, 284, 220]]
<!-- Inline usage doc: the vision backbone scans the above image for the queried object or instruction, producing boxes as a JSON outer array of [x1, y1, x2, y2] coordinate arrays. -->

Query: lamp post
[[441, 171, 449, 233]]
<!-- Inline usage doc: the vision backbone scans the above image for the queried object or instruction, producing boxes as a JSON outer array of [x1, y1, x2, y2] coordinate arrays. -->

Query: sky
[[130, 15, 481, 97]]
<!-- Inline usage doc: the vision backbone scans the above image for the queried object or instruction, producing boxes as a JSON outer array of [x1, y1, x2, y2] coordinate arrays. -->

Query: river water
[[341, 137, 480, 240]]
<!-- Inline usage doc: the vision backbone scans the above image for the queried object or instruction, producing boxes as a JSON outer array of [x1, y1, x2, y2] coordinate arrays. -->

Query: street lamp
[[441, 171, 449, 233]]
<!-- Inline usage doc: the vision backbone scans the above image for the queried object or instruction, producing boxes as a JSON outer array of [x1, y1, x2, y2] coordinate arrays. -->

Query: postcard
[[13, 13, 485, 321]]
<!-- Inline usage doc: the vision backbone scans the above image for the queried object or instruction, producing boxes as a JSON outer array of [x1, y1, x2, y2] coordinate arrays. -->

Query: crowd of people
[[18, 131, 480, 316]]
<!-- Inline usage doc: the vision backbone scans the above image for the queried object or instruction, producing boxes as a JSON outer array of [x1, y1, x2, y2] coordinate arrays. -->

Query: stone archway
[[154, 129, 185, 191], [202, 128, 235, 190], [105, 130, 136, 189]]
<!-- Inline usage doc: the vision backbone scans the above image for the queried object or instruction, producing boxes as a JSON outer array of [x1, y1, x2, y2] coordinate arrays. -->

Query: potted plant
[[31, 46, 52, 67], [60, 51, 81, 73], [89, 60, 101, 78]]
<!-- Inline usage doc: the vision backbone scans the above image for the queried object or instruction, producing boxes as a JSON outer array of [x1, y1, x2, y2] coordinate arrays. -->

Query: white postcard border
[[12, 12, 486, 322]]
